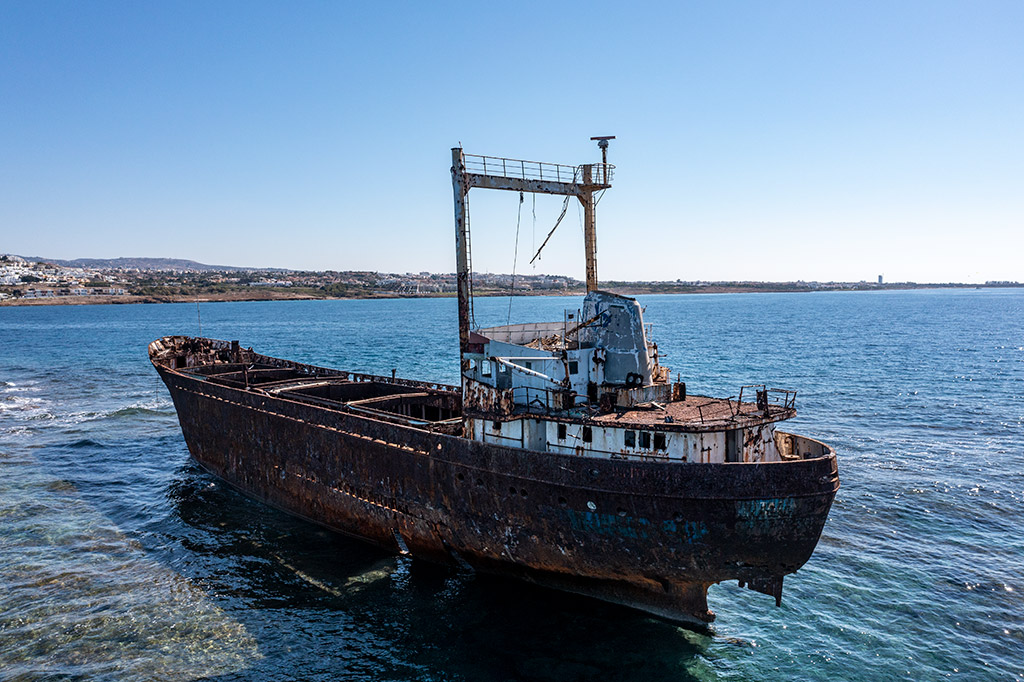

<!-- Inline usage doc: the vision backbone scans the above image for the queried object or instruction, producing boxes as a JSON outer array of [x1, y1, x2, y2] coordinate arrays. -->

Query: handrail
[[508, 385, 588, 414], [462, 154, 614, 186], [737, 384, 797, 412], [769, 388, 798, 409]]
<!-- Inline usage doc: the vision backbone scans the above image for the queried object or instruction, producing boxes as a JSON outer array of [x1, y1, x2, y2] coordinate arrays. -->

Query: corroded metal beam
[[451, 148, 472, 373], [463, 173, 608, 197], [581, 164, 597, 293]]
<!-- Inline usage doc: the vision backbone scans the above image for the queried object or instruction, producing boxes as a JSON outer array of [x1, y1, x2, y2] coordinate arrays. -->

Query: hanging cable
[[530, 165, 581, 265], [530, 194, 572, 265], [531, 194, 536, 270], [507, 191, 524, 325]]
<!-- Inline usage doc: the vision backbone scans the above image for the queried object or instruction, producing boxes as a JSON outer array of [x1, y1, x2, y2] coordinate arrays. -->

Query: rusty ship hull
[[151, 335, 838, 625]]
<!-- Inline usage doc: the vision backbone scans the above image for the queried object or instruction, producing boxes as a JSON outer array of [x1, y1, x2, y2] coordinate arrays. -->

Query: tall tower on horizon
[[878, 274, 883, 284]]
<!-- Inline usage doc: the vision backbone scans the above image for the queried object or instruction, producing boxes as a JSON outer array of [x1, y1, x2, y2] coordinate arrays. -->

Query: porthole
[[587, 501, 597, 511], [558, 496, 568, 507]]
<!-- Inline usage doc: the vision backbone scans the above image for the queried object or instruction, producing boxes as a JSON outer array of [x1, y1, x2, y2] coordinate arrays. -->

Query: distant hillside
[[14, 256, 285, 272]]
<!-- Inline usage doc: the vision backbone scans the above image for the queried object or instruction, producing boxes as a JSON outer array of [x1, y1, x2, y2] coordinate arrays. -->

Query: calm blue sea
[[1, 290, 1021, 681]]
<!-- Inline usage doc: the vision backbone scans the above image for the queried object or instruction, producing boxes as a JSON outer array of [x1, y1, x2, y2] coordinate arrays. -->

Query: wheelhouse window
[[569, 361, 579, 375], [624, 430, 636, 447], [639, 432, 651, 449], [481, 361, 492, 377], [653, 433, 667, 451], [557, 423, 567, 440], [582, 426, 593, 443]]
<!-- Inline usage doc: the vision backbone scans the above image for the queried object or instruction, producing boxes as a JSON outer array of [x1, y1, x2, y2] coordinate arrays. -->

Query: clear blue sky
[[2, 1, 1021, 283]]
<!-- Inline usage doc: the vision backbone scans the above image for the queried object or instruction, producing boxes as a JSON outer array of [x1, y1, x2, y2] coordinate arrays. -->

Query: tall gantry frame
[[450, 140, 615, 371]]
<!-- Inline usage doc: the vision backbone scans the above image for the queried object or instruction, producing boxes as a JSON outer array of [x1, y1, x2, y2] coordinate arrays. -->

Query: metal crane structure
[[450, 139, 615, 369]]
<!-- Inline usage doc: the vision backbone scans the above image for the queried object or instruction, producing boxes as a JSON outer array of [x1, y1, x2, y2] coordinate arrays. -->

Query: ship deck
[[150, 336, 795, 434], [589, 395, 795, 429]]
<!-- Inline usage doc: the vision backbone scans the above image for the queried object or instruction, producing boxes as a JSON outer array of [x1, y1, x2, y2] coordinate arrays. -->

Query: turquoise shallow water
[[0, 289, 1021, 681]]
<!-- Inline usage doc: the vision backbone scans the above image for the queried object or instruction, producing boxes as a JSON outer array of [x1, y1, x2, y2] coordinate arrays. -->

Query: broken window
[[624, 430, 636, 447], [640, 431, 651, 449], [726, 429, 742, 462], [481, 361, 492, 377], [582, 426, 593, 443], [569, 361, 579, 375], [557, 423, 567, 440], [654, 433, 667, 450]]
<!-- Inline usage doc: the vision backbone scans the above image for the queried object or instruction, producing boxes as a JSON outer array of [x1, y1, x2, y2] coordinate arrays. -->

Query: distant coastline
[[2, 282, 1020, 308], [1, 254, 1018, 307]]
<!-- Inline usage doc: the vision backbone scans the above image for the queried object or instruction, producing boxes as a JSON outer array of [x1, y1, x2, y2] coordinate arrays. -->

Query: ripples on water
[[0, 289, 1021, 680]]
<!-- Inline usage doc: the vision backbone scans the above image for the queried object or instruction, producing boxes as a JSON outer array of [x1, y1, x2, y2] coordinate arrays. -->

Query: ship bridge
[[464, 290, 673, 414]]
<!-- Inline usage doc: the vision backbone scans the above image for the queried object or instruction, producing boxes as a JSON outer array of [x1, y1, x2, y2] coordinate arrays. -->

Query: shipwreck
[[150, 140, 839, 625]]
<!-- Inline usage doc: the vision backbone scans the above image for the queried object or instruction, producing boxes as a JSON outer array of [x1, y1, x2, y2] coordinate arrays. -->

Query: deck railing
[[462, 154, 614, 186], [736, 385, 797, 413], [511, 385, 588, 414]]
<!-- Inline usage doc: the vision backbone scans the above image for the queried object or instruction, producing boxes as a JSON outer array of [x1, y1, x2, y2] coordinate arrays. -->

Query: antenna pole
[[586, 136, 615, 293]]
